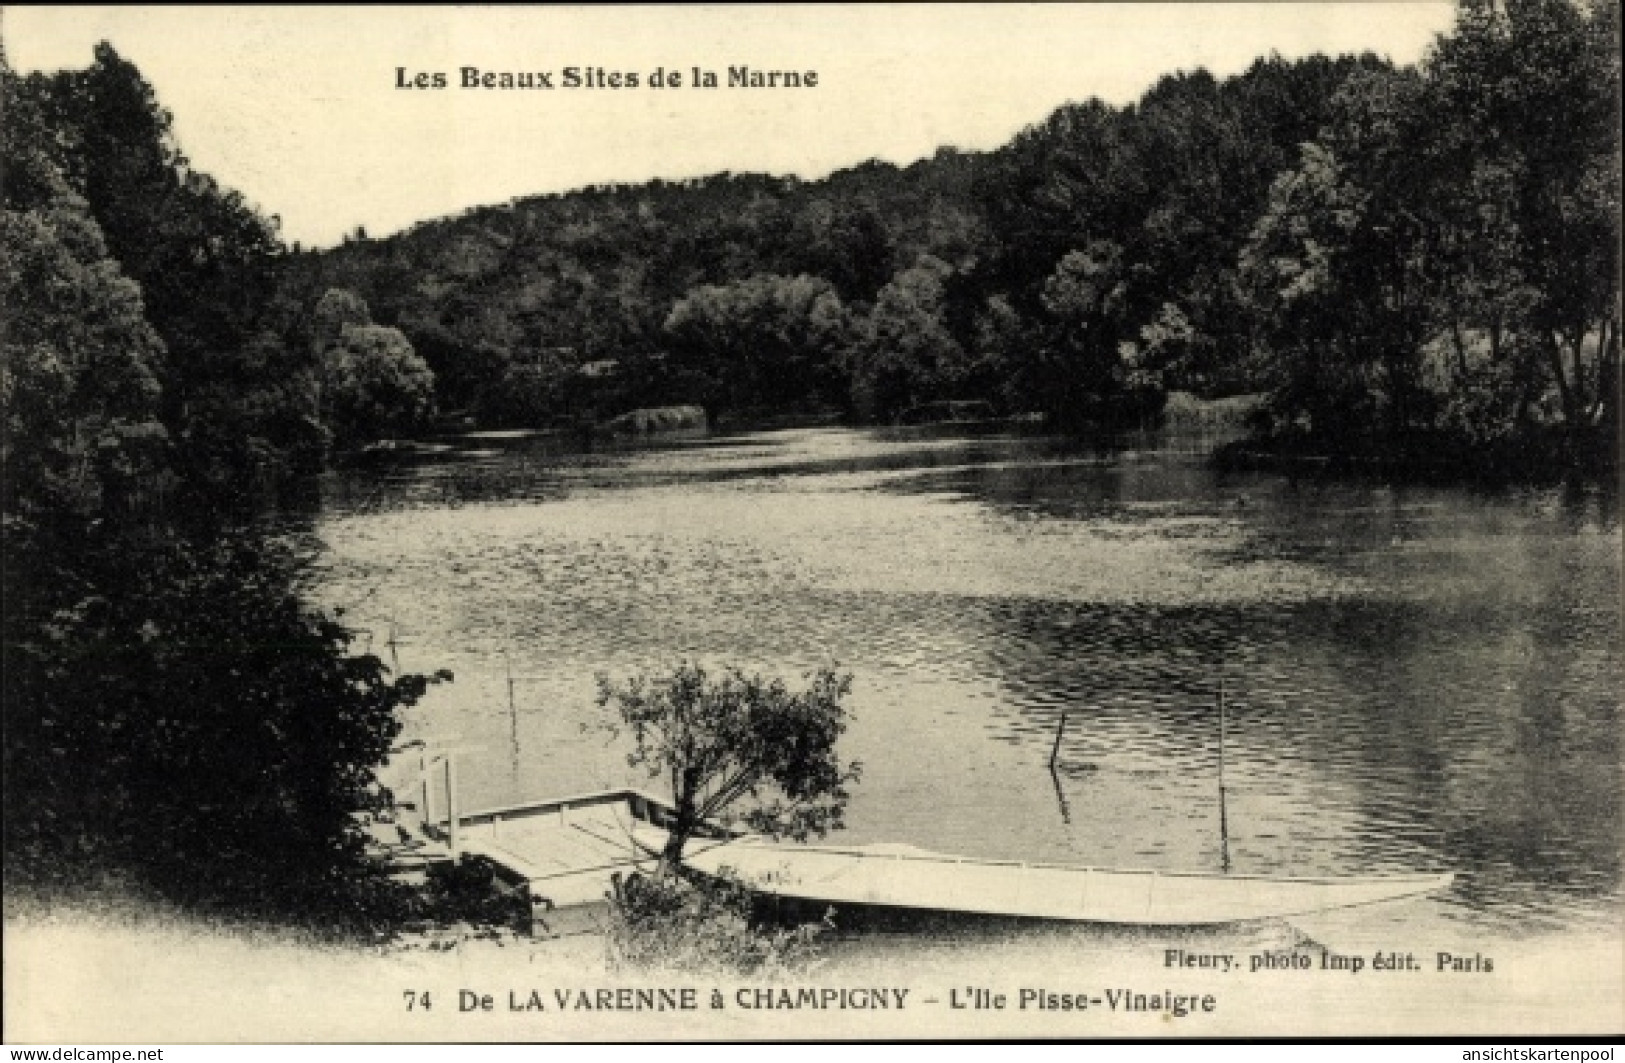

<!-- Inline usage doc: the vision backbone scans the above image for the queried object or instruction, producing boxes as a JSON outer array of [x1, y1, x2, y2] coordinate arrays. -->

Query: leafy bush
[[2, 524, 449, 936], [603, 869, 829, 976], [395, 857, 533, 942]]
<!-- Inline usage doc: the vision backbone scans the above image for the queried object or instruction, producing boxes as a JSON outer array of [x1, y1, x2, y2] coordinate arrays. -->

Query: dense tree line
[[3, 46, 443, 930], [1239, 0, 1618, 469], [286, 0, 1617, 468]]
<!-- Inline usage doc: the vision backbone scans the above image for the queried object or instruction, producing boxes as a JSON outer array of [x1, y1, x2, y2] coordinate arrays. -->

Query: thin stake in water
[[1049, 712, 1071, 824], [506, 653, 518, 730], [1218, 679, 1231, 874]]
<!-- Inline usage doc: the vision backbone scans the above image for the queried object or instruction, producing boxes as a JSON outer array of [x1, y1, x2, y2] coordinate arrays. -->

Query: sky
[[7, 4, 1457, 248]]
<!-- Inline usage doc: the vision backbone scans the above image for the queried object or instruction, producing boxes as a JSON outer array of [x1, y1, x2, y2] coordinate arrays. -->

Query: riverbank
[[8, 894, 1620, 1040]]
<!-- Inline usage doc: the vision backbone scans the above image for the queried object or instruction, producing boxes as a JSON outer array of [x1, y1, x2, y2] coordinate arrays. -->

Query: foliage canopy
[[597, 663, 860, 867]]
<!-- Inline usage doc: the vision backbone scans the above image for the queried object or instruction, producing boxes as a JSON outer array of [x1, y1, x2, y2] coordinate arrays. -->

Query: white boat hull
[[665, 833, 1454, 925]]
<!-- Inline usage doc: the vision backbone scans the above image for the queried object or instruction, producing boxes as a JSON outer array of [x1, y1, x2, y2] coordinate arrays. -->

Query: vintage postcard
[[3, 3, 1620, 1043]]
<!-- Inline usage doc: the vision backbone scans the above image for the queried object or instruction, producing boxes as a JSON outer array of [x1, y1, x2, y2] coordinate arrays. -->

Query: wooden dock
[[372, 786, 698, 936], [444, 789, 678, 907]]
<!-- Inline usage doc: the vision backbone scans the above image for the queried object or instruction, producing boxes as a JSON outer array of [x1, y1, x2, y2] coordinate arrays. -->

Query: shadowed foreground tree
[[58, 44, 323, 503], [597, 663, 860, 868], [2, 54, 452, 934], [2, 530, 450, 926]]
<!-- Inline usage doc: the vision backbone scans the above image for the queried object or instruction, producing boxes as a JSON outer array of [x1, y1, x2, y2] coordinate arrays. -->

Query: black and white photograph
[[2, 3, 1620, 1043]]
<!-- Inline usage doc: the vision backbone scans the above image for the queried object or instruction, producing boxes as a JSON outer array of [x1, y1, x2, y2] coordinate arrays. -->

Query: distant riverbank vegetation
[[282, 0, 1616, 478], [2, 0, 1616, 932]]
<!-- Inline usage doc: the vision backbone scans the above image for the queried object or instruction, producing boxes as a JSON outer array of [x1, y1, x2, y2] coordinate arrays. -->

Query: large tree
[[0, 195, 167, 518], [664, 273, 850, 415], [322, 324, 436, 444], [845, 255, 968, 420], [15, 44, 326, 502], [1240, 68, 1436, 446], [1238, 0, 1619, 456], [1424, 0, 1620, 435], [597, 663, 860, 868]]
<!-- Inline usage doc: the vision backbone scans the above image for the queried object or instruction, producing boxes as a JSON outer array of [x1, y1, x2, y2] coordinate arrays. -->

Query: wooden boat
[[633, 827, 1454, 926]]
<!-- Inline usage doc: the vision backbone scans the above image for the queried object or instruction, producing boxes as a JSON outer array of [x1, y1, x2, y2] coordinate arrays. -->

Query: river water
[[307, 425, 1619, 949]]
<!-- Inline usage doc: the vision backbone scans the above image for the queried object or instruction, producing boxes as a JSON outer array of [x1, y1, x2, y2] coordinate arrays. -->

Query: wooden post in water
[[419, 747, 433, 833], [1218, 680, 1231, 874], [445, 753, 460, 860], [1049, 713, 1068, 771]]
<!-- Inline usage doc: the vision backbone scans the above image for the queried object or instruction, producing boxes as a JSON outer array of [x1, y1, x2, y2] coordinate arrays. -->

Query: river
[[306, 424, 1619, 952]]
